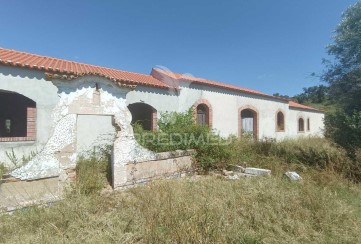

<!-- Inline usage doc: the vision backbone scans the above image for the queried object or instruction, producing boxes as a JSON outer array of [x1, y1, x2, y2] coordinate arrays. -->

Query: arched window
[[239, 107, 258, 140], [0, 90, 36, 141], [128, 103, 157, 131], [196, 104, 209, 126], [276, 111, 285, 131], [298, 118, 305, 132], [307, 118, 310, 131]]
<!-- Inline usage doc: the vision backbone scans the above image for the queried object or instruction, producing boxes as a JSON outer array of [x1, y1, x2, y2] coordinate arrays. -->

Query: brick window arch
[[298, 117, 305, 132], [193, 99, 212, 128], [276, 110, 285, 132], [239, 106, 259, 140], [0, 90, 36, 142]]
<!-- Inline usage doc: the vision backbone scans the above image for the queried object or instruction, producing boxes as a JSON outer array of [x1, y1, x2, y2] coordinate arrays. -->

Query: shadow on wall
[[0, 90, 36, 138], [128, 102, 157, 131]]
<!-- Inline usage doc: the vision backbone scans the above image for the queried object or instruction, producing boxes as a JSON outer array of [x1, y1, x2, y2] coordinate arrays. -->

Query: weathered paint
[[0, 66, 324, 184]]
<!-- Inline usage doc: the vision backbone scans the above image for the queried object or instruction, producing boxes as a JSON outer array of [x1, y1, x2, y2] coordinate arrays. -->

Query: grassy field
[[0, 166, 360, 243], [1, 137, 361, 243]]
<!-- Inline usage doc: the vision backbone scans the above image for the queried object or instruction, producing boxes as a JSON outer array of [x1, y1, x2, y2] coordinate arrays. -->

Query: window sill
[[298, 131, 305, 133], [276, 130, 285, 132], [0, 137, 36, 142]]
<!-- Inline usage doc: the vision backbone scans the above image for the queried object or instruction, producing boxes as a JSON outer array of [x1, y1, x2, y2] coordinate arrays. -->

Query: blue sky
[[0, 0, 358, 96]]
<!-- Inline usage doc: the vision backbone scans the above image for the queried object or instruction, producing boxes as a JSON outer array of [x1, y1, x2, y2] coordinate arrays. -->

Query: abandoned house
[[0, 48, 324, 191]]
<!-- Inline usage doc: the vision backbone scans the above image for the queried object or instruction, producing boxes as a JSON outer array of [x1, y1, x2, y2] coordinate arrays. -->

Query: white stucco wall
[[0, 66, 325, 168], [126, 80, 325, 139], [76, 115, 116, 154], [0, 66, 59, 167], [288, 109, 325, 138]]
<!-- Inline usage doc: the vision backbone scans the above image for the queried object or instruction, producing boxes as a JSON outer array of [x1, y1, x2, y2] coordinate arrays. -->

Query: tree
[[293, 85, 329, 104], [323, 2, 361, 112], [272, 93, 290, 99], [323, 2, 361, 153]]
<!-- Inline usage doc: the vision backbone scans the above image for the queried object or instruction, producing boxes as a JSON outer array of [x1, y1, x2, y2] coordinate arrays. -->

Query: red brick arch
[[0, 91, 36, 142], [298, 116, 305, 133], [238, 105, 259, 140], [275, 109, 285, 132], [193, 99, 213, 128]]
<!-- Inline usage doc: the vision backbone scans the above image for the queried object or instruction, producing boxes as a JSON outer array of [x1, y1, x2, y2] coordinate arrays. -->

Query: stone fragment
[[244, 167, 271, 176], [225, 174, 240, 180], [222, 169, 234, 176], [228, 164, 245, 173], [284, 171, 302, 181]]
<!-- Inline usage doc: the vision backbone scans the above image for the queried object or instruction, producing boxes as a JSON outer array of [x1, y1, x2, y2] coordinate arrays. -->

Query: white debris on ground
[[206, 165, 273, 180], [284, 171, 303, 181]]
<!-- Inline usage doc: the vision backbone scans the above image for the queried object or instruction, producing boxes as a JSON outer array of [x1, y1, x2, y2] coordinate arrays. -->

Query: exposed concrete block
[[244, 167, 271, 176], [0, 177, 62, 212], [120, 154, 193, 188]]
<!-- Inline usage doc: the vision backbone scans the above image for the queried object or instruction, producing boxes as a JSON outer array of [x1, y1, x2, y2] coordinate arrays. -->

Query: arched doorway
[[128, 103, 157, 131], [239, 107, 258, 140], [193, 99, 213, 128], [0, 90, 36, 140], [196, 104, 210, 126]]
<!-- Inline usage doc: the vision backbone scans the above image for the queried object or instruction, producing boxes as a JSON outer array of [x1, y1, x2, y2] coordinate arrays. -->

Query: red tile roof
[[0, 48, 171, 89], [288, 101, 322, 112], [0, 47, 322, 112], [150, 68, 268, 96], [151, 68, 285, 101]]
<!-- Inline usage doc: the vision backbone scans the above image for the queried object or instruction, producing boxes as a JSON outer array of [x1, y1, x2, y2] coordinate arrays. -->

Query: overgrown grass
[[75, 148, 112, 195], [1, 137, 360, 242], [229, 137, 360, 182], [133, 110, 359, 181], [0, 163, 6, 183], [0, 173, 360, 243], [1, 111, 360, 242]]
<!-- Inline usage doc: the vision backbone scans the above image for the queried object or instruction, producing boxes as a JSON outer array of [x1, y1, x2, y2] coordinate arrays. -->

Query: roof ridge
[[153, 67, 266, 93]]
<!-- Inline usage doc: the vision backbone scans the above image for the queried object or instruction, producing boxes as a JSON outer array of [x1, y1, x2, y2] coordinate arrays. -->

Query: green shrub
[[325, 110, 361, 155], [133, 109, 358, 179], [195, 138, 234, 172], [133, 109, 235, 172]]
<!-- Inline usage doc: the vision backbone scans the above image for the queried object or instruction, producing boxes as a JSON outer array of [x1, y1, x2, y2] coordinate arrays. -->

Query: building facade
[[0, 48, 324, 182]]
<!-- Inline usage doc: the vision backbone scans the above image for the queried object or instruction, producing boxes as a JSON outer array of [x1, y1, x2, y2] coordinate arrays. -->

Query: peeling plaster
[[11, 79, 156, 182]]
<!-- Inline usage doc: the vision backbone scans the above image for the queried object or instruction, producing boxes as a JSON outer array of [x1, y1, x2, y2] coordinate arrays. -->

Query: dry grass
[[0, 173, 360, 243], [1, 138, 360, 243]]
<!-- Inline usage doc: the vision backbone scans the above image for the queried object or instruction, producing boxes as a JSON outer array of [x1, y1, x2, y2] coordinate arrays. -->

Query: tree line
[[275, 2, 361, 161]]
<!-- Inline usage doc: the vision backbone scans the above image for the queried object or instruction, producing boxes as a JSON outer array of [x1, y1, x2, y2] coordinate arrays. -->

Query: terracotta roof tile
[[0, 48, 171, 89], [151, 68, 285, 100], [288, 100, 322, 112], [0, 47, 322, 113]]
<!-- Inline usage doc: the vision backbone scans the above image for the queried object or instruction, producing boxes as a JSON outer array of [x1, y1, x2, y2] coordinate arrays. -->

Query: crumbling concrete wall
[[4, 76, 191, 188], [116, 150, 194, 188], [9, 76, 155, 182]]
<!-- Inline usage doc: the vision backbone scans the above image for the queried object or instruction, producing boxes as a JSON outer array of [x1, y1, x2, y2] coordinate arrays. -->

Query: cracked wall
[[10, 77, 157, 187]]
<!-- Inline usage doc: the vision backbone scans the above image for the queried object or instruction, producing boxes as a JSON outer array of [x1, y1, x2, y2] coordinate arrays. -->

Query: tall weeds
[[1, 176, 360, 243], [75, 148, 112, 195]]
